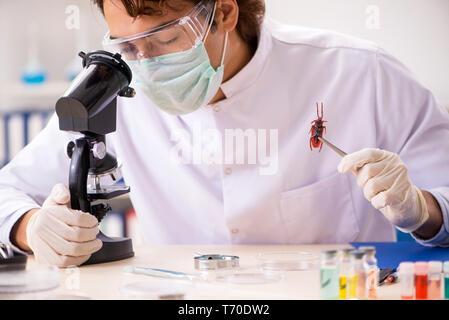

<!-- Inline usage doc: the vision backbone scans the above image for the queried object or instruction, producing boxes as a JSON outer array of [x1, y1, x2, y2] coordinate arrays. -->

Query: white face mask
[[128, 21, 229, 115]]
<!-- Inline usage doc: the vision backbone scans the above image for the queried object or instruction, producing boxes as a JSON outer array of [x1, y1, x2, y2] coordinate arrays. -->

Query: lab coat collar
[[219, 19, 273, 100]]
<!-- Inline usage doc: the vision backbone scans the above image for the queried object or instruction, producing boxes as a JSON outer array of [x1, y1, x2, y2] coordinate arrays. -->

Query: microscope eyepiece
[[56, 50, 135, 135], [79, 50, 133, 84]]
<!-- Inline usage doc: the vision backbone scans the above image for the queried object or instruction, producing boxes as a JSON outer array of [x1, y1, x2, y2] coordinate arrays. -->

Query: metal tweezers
[[0, 243, 13, 259], [318, 136, 347, 157]]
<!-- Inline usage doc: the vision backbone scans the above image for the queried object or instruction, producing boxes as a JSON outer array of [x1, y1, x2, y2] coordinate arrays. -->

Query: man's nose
[[137, 51, 150, 60]]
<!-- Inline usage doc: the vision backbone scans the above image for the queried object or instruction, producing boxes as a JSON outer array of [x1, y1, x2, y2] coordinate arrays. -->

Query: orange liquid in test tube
[[415, 274, 428, 300], [428, 279, 441, 300], [414, 262, 429, 300], [356, 271, 366, 299], [428, 261, 443, 300], [367, 270, 377, 299]]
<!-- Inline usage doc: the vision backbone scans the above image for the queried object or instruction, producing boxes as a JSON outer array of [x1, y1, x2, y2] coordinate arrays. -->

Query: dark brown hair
[[92, 0, 265, 48]]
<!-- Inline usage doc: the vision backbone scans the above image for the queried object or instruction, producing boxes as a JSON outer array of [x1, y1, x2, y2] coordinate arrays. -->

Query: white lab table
[[9, 244, 403, 300]]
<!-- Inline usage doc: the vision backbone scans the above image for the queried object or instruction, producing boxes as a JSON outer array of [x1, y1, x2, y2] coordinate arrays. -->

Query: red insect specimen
[[309, 102, 328, 152]]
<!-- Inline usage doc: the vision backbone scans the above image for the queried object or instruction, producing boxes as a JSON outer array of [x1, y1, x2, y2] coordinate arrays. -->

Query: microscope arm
[[68, 138, 91, 213]]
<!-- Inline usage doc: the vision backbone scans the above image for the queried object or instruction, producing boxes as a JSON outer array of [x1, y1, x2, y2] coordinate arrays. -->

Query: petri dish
[[0, 266, 60, 294], [215, 271, 283, 285], [119, 280, 194, 300], [256, 251, 320, 271], [43, 292, 93, 300]]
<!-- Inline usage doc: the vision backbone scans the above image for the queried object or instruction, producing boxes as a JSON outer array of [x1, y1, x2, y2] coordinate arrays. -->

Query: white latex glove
[[338, 148, 429, 233], [26, 184, 102, 267]]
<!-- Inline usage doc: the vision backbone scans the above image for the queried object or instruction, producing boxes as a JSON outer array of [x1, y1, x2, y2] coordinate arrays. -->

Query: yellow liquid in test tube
[[339, 276, 347, 299], [348, 276, 358, 299]]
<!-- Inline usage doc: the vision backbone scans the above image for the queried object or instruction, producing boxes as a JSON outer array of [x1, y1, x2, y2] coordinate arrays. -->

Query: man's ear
[[215, 0, 239, 33]]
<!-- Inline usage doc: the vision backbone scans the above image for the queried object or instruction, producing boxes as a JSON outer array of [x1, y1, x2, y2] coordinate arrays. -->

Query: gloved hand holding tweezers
[[338, 148, 429, 233]]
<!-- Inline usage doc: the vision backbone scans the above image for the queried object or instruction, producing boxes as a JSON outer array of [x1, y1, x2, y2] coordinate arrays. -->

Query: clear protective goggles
[[103, 0, 217, 61]]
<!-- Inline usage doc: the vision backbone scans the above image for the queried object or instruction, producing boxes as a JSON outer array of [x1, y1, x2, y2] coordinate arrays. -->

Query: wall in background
[[265, 0, 449, 107], [1, 0, 448, 106], [0, 0, 107, 84]]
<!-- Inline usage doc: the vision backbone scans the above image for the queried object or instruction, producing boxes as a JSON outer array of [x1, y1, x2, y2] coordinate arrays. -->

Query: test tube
[[338, 248, 354, 299], [428, 261, 442, 300], [320, 250, 339, 300], [398, 262, 414, 300], [348, 250, 366, 300], [444, 261, 449, 300], [414, 262, 429, 300], [360, 246, 378, 300]]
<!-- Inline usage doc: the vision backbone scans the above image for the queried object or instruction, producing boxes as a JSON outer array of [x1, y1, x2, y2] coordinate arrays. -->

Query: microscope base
[[83, 232, 134, 265]]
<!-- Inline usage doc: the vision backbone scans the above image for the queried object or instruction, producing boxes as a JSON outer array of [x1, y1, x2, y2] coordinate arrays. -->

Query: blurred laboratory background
[[0, 0, 448, 242]]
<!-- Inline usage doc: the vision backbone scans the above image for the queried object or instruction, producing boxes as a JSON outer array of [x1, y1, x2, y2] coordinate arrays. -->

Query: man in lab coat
[[1, 0, 449, 267]]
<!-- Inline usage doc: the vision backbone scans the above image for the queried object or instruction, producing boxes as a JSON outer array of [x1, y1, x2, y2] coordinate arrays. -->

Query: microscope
[[55, 51, 135, 265]]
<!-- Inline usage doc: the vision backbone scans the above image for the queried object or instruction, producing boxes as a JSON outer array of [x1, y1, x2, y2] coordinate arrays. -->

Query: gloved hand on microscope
[[12, 184, 102, 267]]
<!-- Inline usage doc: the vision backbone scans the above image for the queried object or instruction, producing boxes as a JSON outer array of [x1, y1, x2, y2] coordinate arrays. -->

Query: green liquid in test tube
[[445, 277, 449, 299], [320, 268, 339, 299], [320, 250, 339, 300], [444, 262, 449, 299]]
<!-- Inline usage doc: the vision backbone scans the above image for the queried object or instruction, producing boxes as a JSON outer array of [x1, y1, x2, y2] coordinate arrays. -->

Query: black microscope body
[[55, 51, 135, 265]]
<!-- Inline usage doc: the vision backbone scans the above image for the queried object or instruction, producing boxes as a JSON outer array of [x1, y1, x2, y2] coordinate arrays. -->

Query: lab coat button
[[224, 168, 232, 175], [213, 105, 221, 112], [231, 228, 239, 234]]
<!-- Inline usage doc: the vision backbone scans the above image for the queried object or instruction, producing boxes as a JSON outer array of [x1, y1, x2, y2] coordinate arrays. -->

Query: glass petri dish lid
[[43, 292, 93, 300], [257, 251, 320, 271], [215, 271, 283, 285], [119, 280, 194, 300], [0, 266, 60, 294]]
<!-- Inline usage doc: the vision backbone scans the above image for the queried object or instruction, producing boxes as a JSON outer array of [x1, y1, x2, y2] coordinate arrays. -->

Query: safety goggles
[[103, 0, 217, 61]]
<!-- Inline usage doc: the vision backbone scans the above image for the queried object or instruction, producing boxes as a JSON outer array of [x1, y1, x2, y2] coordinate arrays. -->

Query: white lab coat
[[2, 18, 449, 250]]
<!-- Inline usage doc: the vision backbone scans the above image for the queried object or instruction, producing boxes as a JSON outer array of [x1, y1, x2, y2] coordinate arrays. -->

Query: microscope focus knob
[[67, 141, 75, 159], [91, 203, 111, 222], [92, 142, 106, 160]]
